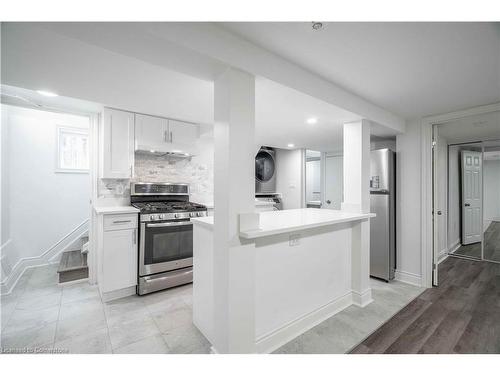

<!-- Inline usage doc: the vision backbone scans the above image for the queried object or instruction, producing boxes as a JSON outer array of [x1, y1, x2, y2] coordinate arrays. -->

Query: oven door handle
[[146, 221, 192, 228]]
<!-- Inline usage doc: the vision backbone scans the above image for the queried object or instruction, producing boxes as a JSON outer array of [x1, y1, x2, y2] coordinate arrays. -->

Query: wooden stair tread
[[57, 250, 88, 273]]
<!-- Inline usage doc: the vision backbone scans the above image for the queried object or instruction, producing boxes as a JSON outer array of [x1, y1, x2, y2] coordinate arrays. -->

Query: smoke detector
[[312, 22, 324, 31]]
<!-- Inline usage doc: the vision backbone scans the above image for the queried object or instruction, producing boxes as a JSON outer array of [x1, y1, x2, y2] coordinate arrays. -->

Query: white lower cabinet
[[102, 228, 137, 293], [96, 209, 139, 301]]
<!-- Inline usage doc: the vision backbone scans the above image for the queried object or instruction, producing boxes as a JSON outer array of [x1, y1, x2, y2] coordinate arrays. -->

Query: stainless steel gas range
[[130, 182, 207, 295]]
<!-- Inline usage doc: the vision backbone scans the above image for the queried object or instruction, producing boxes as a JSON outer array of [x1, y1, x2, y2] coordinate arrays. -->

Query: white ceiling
[[436, 111, 500, 144], [1, 84, 102, 114], [2, 23, 403, 152], [220, 22, 500, 119], [255, 77, 361, 151]]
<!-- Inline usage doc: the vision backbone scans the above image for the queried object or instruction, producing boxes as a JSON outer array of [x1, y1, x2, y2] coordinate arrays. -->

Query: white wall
[[371, 137, 396, 151], [395, 119, 422, 283], [275, 148, 304, 210], [0, 105, 90, 281], [1, 23, 213, 125], [484, 159, 500, 225]]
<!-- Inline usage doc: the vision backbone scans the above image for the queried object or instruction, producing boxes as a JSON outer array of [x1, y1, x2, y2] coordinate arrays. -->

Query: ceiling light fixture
[[306, 117, 318, 125], [36, 90, 58, 97], [287, 143, 295, 148], [150, 150, 155, 153], [311, 22, 324, 31]]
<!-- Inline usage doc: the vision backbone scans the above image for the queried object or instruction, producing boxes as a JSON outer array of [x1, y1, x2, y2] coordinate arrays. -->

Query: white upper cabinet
[[168, 119, 199, 146], [101, 108, 135, 179], [134, 115, 199, 153], [135, 113, 168, 151]]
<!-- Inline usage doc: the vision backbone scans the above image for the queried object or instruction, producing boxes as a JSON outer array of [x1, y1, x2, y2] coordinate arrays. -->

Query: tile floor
[[1, 264, 424, 354], [1, 264, 210, 354], [273, 278, 425, 354]]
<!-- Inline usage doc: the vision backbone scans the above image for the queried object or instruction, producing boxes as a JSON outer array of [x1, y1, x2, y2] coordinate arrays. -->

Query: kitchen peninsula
[[192, 208, 375, 353]]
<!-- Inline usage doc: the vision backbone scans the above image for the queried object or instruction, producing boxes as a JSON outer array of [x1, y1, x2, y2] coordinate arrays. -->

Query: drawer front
[[104, 214, 138, 231]]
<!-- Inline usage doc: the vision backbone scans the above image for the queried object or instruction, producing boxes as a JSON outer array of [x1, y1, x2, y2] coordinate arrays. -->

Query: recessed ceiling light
[[150, 150, 155, 153], [36, 90, 58, 97], [306, 117, 318, 125], [172, 150, 182, 153], [311, 22, 324, 31], [287, 143, 295, 148]]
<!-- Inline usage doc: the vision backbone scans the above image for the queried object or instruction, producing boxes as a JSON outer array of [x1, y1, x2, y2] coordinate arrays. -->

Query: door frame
[[421, 102, 500, 288]]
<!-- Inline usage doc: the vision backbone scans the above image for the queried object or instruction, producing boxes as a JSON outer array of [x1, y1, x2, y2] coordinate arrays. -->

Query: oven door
[[139, 219, 193, 276]]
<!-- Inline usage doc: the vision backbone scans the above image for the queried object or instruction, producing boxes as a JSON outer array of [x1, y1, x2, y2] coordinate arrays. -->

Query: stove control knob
[[159, 214, 165, 220], [174, 213, 180, 219], [150, 214, 158, 221], [197, 212, 202, 217], [189, 212, 195, 218]]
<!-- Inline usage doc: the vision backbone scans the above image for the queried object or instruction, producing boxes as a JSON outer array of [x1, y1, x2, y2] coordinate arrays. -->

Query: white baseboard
[[0, 220, 89, 295], [447, 240, 461, 257], [394, 270, 423, 287], [352, 288, 373, 307], [255, 291, 353, 354], [100, 285, 136, 302]]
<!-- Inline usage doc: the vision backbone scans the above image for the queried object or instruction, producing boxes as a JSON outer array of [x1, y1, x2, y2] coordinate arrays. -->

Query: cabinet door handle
[[170, 131, 173, 143], [130, 165, 133, 178], [163, 130, 167, 142], [113, 220, 132, 224], [133, 229, 137, 244]]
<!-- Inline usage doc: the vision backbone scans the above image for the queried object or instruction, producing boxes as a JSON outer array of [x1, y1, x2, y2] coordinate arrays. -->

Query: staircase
[[57, 235, 89, 283]]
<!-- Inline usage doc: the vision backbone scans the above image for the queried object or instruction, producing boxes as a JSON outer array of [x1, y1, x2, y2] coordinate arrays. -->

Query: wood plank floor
[[350, 256, 500, 354], [484, 221, 500, 262], [453, 242, 481, 258], [451, 221, 500, 261]]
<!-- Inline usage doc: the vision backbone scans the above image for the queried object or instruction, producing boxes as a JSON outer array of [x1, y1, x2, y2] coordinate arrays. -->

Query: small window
[[56, 126, 89, 173]]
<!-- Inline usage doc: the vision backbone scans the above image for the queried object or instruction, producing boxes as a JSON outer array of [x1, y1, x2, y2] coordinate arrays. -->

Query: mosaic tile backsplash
[[133, 150, 214, 205]]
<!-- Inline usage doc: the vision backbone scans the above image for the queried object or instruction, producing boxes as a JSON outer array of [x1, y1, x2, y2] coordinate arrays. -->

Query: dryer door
[[255, 150, 275, 182]]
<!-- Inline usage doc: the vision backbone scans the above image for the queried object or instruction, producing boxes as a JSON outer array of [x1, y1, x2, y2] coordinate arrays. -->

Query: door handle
[[437, 210, 442, 215], [326, 200, 331, 204], [147, 221, 192, 228], [464, 203, 471, 207]]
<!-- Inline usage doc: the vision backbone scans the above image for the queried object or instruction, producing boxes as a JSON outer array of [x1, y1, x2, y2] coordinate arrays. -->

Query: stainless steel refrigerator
[[370, 149, 396, 281]]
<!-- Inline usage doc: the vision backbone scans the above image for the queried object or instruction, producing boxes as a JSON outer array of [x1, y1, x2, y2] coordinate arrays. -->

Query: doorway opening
[[1, 85, 98, 296], [431, 110, 500, 285]]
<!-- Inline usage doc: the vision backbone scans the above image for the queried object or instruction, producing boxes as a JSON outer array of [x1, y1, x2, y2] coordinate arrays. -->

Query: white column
[[342, 120, 373, 307], [212, 68, 256, 353]]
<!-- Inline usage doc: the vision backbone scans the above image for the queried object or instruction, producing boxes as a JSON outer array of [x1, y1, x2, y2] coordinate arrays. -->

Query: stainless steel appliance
[[130, 182, 207, 295], [255, 147, 277, 193], [370, 149, 396, 281]]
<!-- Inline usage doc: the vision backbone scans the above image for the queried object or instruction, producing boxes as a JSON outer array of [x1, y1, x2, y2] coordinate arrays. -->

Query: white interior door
[[323, 155, 343, 210], [461, 150, 483, 245]]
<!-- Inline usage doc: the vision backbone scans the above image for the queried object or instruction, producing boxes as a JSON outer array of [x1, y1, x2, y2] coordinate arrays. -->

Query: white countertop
[[94, 206, 139, 215], [240, 208, 375, 239], [191, 216, 214, 229]]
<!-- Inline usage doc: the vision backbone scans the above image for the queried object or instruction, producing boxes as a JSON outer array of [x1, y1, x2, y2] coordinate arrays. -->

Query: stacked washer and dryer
[[255, 147, 283, 210]]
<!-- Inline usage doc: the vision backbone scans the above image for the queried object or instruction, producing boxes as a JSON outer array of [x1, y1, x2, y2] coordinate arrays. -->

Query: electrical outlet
[[289, 234, 301, 246]]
